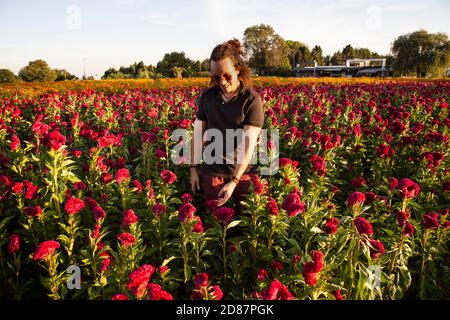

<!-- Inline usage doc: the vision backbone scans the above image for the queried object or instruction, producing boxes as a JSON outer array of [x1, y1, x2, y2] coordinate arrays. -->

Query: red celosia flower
[[395, 211, 409, 227], [346, 191, 366, 208], [11, 182, 24, 194], [115, 168, 130, 183], [205, 199, 219, 214], [368, 239, 385, 259], [24, 181, 38, 200], [10, 135, 20, 151], [147, 283, 173, 300], [181, 193, 193, 203], [262, 279, 294, 300], [24, 205, 43, 217], [267, 197, 279, 216], [388, 177, 398, 190], [352, 176, 366, 188], [127, 264, 155, 298], [282, 192, 306, 217], [194, 273, 209, 288], [100, 173, 112, 184], [160, 170, 177, 184], [210, 285, 223, 300], [8, 233, 20, 254], [333, 290, 344, 300], [192, 216, 204, 233], [178, 203, 196, 222], [423, 212, 439, 229], [302, 250, 324, 286], [121, 209, 139, 227], [309, 155, 326, 176], [65, 196, 85, 215], [398, 178, 420, 199], [111, 294, 129, 300], [324, 218, 340, 235], [364, 192, 377, 205], [43, 130, 66, 150], [117, 232, 136, 248], [353, 217, 374, 236], [92, 206, 106, 221], [257, 268, 268, 281], [403, 221, 415, 237], [152, 203, 167, 216], [33, 240, 60, 261], [213, 206, 235, 225]]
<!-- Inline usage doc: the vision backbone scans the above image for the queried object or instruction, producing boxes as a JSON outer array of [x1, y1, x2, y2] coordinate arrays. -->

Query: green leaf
[[226, 220, 242, 230]]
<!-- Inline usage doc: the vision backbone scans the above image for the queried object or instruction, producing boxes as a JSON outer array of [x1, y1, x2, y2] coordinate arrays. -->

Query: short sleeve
[[243, 94, 264, 128], [195, 92, 207, 121]]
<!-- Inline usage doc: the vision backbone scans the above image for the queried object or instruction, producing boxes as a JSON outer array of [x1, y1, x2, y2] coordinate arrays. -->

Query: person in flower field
[[190, 38, 264, 209]]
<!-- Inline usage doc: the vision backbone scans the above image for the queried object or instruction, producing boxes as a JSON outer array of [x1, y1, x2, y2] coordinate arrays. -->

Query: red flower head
[[181, 193, 193, 203], [33, 240, 60, 261], [395, 211, 409, 227], [65, 196, 85, 215], [398, 178, 420, 199], [8, 233, 20, 255], [117, 232, 136, 248], [194, 273, 209, 288], [192, 216, 204, 233], [121, 209, 139, 227], [346, 192, 366, 208], [210, 285, 223, 300], [282, 191, 306, 217], [205, 199, 219, 214], [388, 177, 398, 190], [111, 294, 129, 300], [160, 170, 177, 184], [309, 155, 326, 176], [333, 290, 344, 300], [403, 221, 415, 237], [302, 250, 324, 286], [257, 268, 268, 281], [127, 264, 155, 298], [178, 203, 197, 222], [364, 192, 377, 205], [115, 168, 130, 184], [262, 279, 294, 300], [24, 205, 43, 217], [43, 130, 66, 151], [92, 206, 106, 222], [152, 203, 167, 217], [369, 239, 385, 259], [267, 197, 279, 216], [100, 173, 112, 184], [423, 212, 439, 229], [147, 283, 173, 300], [352, 176, 366, 188], [324, 218, 340, 235], [213, 206, 235, 225], [353, 217, 374, 236], [10, 135, 20, 151]]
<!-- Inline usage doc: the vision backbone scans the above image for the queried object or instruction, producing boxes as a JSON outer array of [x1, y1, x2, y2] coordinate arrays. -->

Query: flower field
[[0, 78, 449, 300]]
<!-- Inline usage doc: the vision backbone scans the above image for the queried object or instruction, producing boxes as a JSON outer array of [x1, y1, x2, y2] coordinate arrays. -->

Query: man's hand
[[190, 167, 200, 193], [217, 181, 237, 206]]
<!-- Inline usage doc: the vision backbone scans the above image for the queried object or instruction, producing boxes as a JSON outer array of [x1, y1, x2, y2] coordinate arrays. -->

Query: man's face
[[210, 57, 240, 94]]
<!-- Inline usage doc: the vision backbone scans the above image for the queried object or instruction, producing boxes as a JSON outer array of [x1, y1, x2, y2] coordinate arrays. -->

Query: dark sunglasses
[[211, 73, 233, 83]]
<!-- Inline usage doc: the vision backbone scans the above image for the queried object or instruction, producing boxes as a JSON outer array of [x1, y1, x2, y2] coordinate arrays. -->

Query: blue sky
[[1, 0, 449, 78]]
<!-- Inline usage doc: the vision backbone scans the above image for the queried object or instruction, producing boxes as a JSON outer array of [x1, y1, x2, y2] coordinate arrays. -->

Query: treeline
[[1, 25, 448, 83]]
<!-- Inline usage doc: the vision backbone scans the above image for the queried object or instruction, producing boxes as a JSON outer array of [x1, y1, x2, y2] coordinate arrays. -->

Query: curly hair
[[209, 38, 251, 87]]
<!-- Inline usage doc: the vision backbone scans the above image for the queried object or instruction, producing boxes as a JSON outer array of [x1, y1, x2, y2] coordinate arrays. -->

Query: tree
[[156, 52, 194, 78], [391, 29, 450, 77], [18, 60, 56, 82], [311, 45, 324, 65], [243, 24, 290, 75], [0, 69, 19, 83], [286, 40, 313, 68], [53, 69, 78, 81]]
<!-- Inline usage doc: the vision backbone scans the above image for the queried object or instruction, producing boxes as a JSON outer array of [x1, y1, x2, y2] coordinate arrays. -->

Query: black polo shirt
[[195, 80, 265, 177]]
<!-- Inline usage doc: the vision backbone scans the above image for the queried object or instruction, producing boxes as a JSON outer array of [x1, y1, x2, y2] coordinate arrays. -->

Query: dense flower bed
[[0, 80, 449, 300]]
